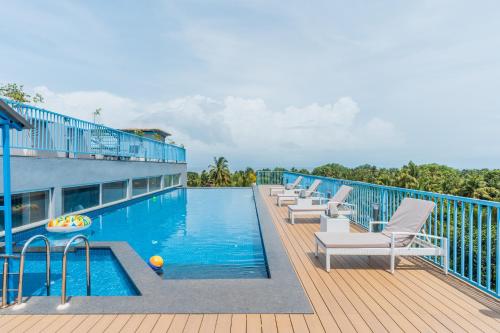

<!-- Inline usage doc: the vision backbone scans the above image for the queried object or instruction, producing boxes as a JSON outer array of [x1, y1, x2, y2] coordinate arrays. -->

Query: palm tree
[[461, 174, 487, 198], [208, 157, 231, 186]]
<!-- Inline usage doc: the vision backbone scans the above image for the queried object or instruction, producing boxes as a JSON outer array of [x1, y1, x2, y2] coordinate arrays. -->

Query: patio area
[[0, 185, 498, 332]]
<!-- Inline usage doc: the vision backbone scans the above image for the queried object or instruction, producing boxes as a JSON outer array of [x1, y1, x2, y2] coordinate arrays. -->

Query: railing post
[[381, 189, 388, 221], [72, 120, 78, 158], [2, 123, 14, 305]]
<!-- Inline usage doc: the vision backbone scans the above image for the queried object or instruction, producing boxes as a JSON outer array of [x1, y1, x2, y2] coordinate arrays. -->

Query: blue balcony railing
[[256, 170, 499, 298], [0, 98, 186, 163]]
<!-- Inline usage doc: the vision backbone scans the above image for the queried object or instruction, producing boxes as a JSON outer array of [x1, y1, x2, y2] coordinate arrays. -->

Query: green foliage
[[133, 130, 145, 137], [312, 161, 500, 201], [153, 133, 163, 142], [290, 167, 310, 174], [0, 83, 44, 104], [191, 160, 499, 201], [188, 158, 257, 187], [208, 156, 232, 186], [187, 172, 201, 186]]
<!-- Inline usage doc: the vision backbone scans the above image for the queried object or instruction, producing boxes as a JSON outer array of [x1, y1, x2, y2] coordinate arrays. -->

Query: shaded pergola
[[0, 99, 31, 305]]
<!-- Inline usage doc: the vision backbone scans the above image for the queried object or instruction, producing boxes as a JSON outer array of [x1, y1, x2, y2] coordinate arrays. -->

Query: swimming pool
[[14, 188, 268, 280], [2, 249, 139, 297]]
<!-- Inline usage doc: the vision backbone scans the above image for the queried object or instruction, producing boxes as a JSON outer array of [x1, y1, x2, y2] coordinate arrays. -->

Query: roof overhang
[[0, 99, 32, 131]]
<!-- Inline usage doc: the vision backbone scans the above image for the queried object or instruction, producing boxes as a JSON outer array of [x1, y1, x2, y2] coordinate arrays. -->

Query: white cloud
[[34, 86, 401, 170], [34, 86, 137, 128]]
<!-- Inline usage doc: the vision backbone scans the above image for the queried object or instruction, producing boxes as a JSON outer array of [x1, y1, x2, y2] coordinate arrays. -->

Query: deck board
[[152, 314, 174, 333], [167, 314, 189, 332], [1, 185, 499, 333], [231, 314, 246, 333], [183, 314, 203, 333], [40, 314, 75, 332]]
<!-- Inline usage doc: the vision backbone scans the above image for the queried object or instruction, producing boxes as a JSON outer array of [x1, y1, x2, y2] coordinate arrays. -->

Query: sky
[[1, 1, 499, 171]]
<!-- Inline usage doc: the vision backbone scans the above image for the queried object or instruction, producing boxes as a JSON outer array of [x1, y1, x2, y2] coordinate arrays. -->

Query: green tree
[[208, 157, 231, 186], [312, 163, 351, 179], [187, 172, 201, 187], [0, 83, 44, 104], [245, 167, 257, 185], [200, 170, 210, 186]]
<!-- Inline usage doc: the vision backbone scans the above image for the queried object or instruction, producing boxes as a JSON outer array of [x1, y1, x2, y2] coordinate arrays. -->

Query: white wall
[[1, 156, 187, 217]]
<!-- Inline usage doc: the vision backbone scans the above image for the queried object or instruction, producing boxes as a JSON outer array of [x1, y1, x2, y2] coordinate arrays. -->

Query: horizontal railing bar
[[282, 171, 500, 207], [0, 98, 186, 163]]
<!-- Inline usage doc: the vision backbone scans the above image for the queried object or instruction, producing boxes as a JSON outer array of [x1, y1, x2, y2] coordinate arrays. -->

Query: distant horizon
[[187, 160, 500, 173]]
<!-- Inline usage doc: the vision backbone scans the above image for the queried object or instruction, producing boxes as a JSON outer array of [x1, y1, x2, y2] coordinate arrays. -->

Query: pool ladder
[[1, 235, 51, 308], [60, 234, 91, 306], [1, 234, 91, 308]]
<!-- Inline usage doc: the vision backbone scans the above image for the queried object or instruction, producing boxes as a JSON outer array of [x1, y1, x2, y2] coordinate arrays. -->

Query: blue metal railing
[[256, 170, 284, 185], [0, 98, 186, 163], [256, 170, 499, 298]]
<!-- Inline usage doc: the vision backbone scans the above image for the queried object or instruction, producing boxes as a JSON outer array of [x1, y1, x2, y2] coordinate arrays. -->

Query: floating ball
[[148, 255, 164, 271]]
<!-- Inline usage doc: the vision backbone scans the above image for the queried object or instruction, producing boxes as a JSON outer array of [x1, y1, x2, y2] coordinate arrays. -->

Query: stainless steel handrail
[[1, 253, 20, 308], [17, 235, 51, 305], [60, 235, 91, 305]]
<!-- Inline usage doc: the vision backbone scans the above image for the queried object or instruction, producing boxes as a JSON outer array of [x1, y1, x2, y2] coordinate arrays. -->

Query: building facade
[[0, 99, 187, 233]]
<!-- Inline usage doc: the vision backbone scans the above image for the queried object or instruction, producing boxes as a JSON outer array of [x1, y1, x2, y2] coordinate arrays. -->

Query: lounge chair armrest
[[389, 232, 447, 241], [328, 202, 355, 210], [368, 221, 388, 232], [309, 191, 325, 197], [388, 232, 448, 248]]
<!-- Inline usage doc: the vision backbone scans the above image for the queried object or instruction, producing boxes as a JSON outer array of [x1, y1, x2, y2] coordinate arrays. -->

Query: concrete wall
[[0, 156, 187, 217]]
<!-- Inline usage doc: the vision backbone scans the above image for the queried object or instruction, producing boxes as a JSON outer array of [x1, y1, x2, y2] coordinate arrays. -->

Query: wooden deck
[[1, 185, 499, 332]]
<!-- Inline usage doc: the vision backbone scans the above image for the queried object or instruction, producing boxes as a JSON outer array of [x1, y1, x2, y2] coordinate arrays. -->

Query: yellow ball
[[149, 255, 164, 268]]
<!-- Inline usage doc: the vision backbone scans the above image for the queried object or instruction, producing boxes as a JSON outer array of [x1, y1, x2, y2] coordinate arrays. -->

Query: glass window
[[102, 181, 127, 204], [173, 173, 181, 186], [29, 191, 50, 223], [63, 185, 99, 214], [149, 176, 161, 192], [164, 175, 173, 188], [0, 190, 49, 231], [132, 178, 148, 196]]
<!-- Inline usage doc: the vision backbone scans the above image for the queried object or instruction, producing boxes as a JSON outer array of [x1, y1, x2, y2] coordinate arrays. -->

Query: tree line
[[308, 162, 499, 201], [190, 158, 499, 202], [188, 157, 257, 187]]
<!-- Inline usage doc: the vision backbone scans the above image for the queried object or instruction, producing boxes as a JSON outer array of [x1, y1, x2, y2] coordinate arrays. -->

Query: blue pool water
[[1, 249, 139, 297], [12, 188, 268, 286]]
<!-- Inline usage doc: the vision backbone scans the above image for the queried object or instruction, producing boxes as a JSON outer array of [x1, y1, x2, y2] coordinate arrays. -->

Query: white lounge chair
[[288, 185, 354, 224], [276, 179, 322, 207], [269, 176, 303, 196], [315, 198, 448, 274]]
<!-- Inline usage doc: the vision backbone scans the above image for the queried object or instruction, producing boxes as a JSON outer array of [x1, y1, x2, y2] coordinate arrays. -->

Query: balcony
[[0, 98, 186, 163]]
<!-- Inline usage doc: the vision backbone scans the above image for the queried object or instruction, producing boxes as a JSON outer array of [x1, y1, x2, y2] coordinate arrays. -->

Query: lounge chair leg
[[325, 252, 330, 272], [291, 213, 294, 225], [315, 242, 318, 257], [390, 254, 395, 273]]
